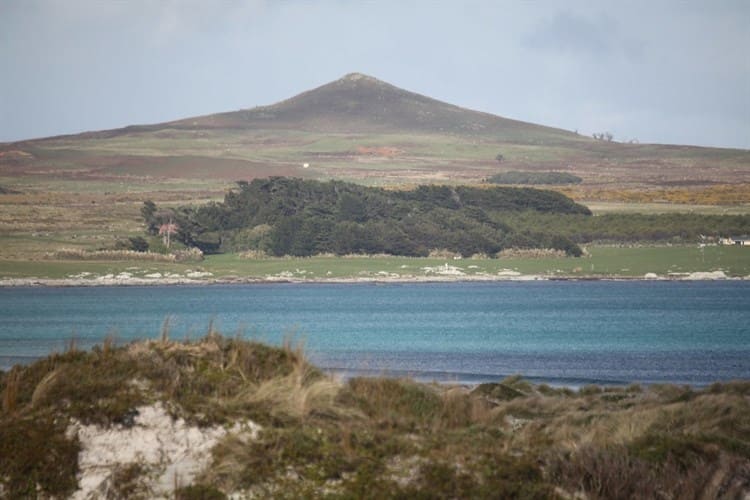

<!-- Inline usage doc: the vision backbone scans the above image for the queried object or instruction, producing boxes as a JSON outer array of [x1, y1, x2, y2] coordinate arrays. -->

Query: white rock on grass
[[497, 270, 521, 277], [185, 271, 213, 278], [69, 402, 259, 499], [421, 263, 465, 276], [685, 270, 727, 280], [68, 272, 92, 279]]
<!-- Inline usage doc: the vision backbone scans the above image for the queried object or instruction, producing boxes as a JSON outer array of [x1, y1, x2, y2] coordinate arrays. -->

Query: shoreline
[[0, 271, 745, 287], [0, 354, 726, 390]]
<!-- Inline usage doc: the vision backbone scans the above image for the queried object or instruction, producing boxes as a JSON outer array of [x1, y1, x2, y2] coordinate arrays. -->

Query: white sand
[[69, 402, 259, 499]]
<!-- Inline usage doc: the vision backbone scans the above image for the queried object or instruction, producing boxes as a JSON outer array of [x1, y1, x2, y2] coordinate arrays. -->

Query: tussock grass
[[341, 377, 443, 430], [50, 248, 179, 261], [1, 335, 749, 498], [496, 248, 568, 258], [547, 443, 721, 500], [48, 247, 204, 262], [237, 249, 270, 259], [3, 333, 310, 426], [1, 366, 20, 413]]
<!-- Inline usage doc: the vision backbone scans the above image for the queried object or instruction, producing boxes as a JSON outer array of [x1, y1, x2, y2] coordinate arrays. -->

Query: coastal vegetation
[[1, 334, 748, 498]]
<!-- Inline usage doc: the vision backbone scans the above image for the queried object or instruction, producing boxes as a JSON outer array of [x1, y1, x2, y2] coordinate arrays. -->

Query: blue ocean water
[[0, 281, 748, 386]]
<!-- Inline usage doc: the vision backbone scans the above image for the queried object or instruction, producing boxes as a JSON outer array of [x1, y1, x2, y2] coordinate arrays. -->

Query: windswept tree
[[159, 220, 178, 249], [141, 200, 158, 234]]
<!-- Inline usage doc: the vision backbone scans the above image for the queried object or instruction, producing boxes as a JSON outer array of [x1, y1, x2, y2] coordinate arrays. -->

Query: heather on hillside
[[143, 177, 589, 257], [487, 170, 583, 185]]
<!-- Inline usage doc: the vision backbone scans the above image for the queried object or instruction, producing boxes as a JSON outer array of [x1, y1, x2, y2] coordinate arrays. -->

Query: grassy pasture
[[203, 245, 750, 279], [562, 184, 750, 207], [0, 259, 197, 280], [1, 245, 748, 281], [585, 201, 750, 215], [8, 122, 750, 188], [0, 175, 229, 194], [0, 176, 228, 259]]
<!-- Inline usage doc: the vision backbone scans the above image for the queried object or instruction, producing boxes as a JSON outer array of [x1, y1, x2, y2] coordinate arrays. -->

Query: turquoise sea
[[1, 281, 749, 386]]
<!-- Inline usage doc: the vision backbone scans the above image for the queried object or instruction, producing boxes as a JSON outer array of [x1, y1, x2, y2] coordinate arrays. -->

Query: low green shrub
[[341, 378, 442, 430], [0, 413, 80, 498], [175, 484, 227, 500]]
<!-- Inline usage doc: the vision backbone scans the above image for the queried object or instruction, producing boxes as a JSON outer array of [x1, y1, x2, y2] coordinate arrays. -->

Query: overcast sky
[[1, 0, 748, 148]]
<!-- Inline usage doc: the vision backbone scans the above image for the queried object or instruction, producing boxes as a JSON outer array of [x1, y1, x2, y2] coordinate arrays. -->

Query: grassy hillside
[[2, 73, 748, 192], [1, 335, 749, 498]]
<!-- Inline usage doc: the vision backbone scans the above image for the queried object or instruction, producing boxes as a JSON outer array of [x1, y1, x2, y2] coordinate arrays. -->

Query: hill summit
[[168, 73, 575, 141]]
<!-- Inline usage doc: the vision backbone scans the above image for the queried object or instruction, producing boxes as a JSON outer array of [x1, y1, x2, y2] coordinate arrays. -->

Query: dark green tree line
[[137, 177, 748, 258]]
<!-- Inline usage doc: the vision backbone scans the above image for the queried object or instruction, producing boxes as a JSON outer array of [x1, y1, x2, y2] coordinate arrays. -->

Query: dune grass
[[1, 334, 749, 498]]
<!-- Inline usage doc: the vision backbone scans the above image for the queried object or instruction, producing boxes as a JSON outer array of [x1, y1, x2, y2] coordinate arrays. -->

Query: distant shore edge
[[1, 273, 746, 287]]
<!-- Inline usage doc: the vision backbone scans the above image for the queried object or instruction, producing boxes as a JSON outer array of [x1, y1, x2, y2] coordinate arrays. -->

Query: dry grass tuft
[[547, 443, 750, 500], [2, 367, 20, 413], [50, 248, 178, 262], [237, 249, 269, 259], [160, 316, 172, 343], [239, 362, 345, 422], [341, 377, 442, 430], [30, 368, 61, 408]]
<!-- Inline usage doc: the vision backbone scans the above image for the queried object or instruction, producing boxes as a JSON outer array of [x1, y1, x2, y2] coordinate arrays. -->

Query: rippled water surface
[[1, 281, 748, 385]]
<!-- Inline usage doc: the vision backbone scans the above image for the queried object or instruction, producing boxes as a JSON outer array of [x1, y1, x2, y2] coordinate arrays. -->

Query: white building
[[719, 237, 750, 246]]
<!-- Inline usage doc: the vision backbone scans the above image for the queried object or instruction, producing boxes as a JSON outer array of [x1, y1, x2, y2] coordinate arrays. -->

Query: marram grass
[[1, 332, 749, 498]]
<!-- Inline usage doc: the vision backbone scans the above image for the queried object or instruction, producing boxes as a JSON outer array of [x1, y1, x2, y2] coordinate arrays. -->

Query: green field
[[585, 202, 750, 215], [1, 245, 748, 281], [200, 246, 750, 279]]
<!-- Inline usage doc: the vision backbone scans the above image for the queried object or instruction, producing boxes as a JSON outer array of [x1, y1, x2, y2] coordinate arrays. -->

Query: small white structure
[[302, 163, 310, 169], [719, 237, 750, 246]]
